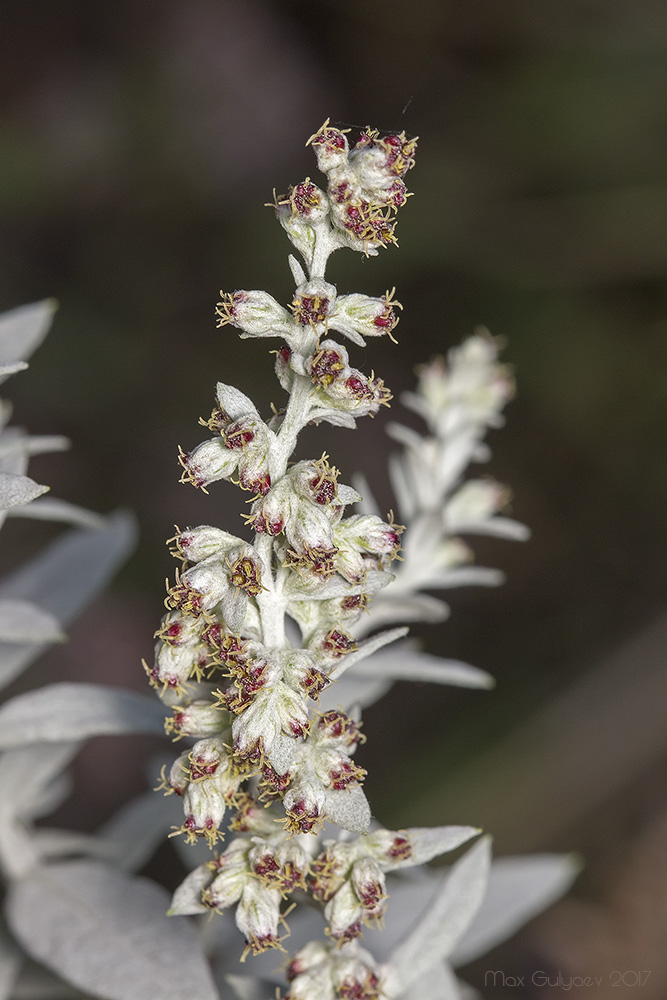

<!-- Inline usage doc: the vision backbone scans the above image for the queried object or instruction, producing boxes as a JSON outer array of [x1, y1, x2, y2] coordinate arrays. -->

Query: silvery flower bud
[[166, 557, 231, 617], [335, 514, 402, 561], [330, 291, 401, 342], [250, 478, 293, 536], [172, 526, 240, 564], [235, 880, 283, 955], [165, 750, 190, 795], [351, 856, 386, 916], [154, 611, 201, 647], [445, 478, 509, 529], [231, 680, 309, 762], [216, 290, 292, 339], [149, 635, 207, 691], [332, 952, 384, 999], [309, 627, 357, 664], [166, 699, 227, 739], [324, 880, 364, 942], [182, 776, 230, 843], [307, 119, 350, 173], [203, 839, 251, 910], [307, 340, 350, 389], [283, 767, 328, 835], [178, 439, 239, 490], [278, 178, 330, 224], [291, 279, 337, 329]]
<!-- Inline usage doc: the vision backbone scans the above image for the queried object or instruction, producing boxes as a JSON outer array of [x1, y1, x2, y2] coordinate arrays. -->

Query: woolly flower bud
[[248, 837, 309, 895], [283, 771, 328, 835], [171, 525, 240, 564], [329, 290, 401, 345], [334, 514, 403, 571], [235, 880, 284, 956], [445, 478, 509, 530], [291, 279, 337, 329], [307, 119, 350, 173], [308, 342, 349, 389], [148, 633, 207, 691], [165, 699, 227, 740], [231, 680, 310, 762], [181, 777, 230, 844], [203, 839, 250, 910], [405, 333, 514, 435], [166, 557, 231, 617], [284, 941, 388, 1000], [176, 739, 241, 844], [178, 438, 239, 491], [305, 345, 392, 416], [310, 627, 358, 664], [216, 290, 292, 339], [278, 178, 330, 224]]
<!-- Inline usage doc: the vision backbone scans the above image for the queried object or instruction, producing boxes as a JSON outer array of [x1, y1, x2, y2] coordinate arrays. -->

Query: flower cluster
[[145, 122, 570, 1000]]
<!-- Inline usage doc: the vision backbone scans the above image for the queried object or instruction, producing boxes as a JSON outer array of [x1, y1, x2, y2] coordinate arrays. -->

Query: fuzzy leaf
[[450, 853, 581, 967], [0, 601, 64, 644], [328, 627, 408, 681], [29, 829, 116, 862], [388, 827, 481, 871], [356, 594, 450, 636], [0, 742, 80, 821], [0, 923, 21, 1000], [324, 785, 371, 834], [0, 300, 55, 383], [0, 684, 164, 749], [0, 362, 28, 378], [215, 383, 258, 420], [99, 792, 180, 873], [0, 512, 136, 690], [336, 484, 362, 506], [287, 569, 391, 603], [265, 732, 300, 776], [355, 646, 494, 690], [223, 975, 281, 1000], [399, 961, 461, 1000], [390, 837, 492, 992], [0, 473, 48, 511], [7, 860, 219, 1000], [6, 496, 106, 529], [319, 673, 392, 712], [169, 864, 212, 916]]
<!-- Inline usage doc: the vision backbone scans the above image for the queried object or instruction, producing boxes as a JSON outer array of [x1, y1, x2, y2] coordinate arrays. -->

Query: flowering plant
[[0, 124, 577, 1000], [143, 121, 576, 1000]]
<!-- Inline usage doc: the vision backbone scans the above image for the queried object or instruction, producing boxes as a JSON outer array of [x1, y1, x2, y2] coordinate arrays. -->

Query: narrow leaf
[[169, 864, 211, 916], [355, 647, 495, 690], [0, 473, 48, 511], [0, 742, 80, 821], [0, 923, 21, 1000], [390, 837, 492, 992], [328, 627, 408, 681], [99, 792, 181, 873], [324, 785, 371, 834], [388, 827, 481, 871], [450, 853, 581, 967], [6, 496, 107, 529], [216, 383, 258, 419], [0, 601, 64, 644], [0, 512, 136, 691], [6, 860, 219, 1000], [0, 684, 165, 749], [0, 300, 56, 381], [398, 961, 461, 1000]]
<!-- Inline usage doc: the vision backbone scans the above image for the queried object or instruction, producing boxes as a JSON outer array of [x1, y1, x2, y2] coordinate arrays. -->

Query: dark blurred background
[[2, 1, 667, 995]]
